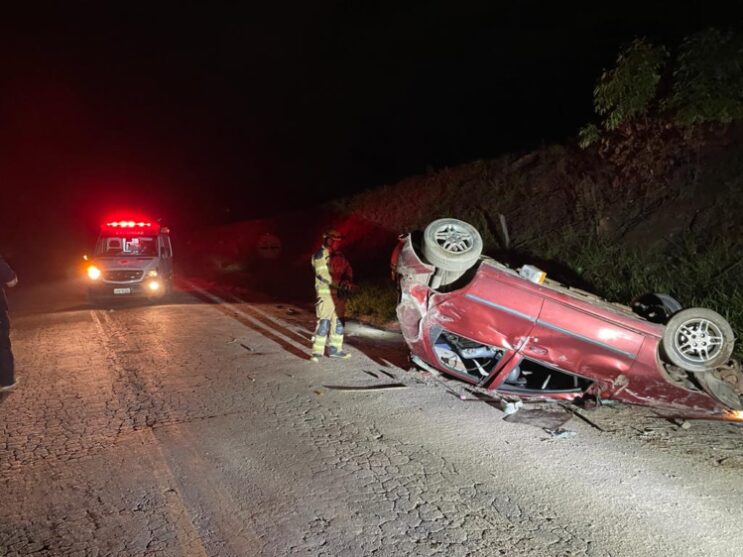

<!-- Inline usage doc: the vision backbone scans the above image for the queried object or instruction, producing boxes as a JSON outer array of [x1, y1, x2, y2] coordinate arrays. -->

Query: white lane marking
[[91, 310, 210, 556], [226, 294, 304, 332], [93, 309, 127, 343], [226, 294, 315, 341], [90, 310, 105, 335], [185, 281, 310, 354], [141, 429, 211, 557]]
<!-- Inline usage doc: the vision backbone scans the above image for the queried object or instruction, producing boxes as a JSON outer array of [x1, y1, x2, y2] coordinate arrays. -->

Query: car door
[[523, 298, 644, 384], [431, 264, 544, 383]]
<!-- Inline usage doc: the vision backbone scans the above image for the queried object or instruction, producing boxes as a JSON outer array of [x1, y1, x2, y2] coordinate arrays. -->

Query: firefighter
[[0, 254, 18, 392], [310, 229, 354, 362]]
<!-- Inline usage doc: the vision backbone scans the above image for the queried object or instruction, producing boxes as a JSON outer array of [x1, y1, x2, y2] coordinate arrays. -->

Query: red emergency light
[[106, 220, 152, 228], [101, 219, 161, 236]]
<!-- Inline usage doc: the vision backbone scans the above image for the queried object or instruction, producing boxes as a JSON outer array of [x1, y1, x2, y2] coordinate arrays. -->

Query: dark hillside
[[332, 125, 743, 333], [181, 124, 742, 343], [182, 27, 743, 344]]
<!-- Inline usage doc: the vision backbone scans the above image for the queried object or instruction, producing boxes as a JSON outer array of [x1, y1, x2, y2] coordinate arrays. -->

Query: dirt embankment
[[181, 125, 743, 334], [334, 126, 743, 264]]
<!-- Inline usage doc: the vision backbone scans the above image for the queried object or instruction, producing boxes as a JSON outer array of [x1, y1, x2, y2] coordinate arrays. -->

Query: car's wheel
[[631, 292, 683, 323], [422, 218, 483, 273], [661, 308, 736, 372]]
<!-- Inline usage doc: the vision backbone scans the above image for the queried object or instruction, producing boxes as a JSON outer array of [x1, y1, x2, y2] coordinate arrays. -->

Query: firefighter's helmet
[[323, 229, 343, 240]]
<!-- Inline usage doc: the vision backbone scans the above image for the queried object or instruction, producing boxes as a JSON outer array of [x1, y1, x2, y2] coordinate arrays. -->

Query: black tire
[[661, 308, 736, 372], [422, 218, 483, 273], [631, 292, 683, 323]]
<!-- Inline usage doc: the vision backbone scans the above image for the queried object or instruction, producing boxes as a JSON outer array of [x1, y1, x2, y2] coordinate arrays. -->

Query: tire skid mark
[[97, 305, 263, 556]]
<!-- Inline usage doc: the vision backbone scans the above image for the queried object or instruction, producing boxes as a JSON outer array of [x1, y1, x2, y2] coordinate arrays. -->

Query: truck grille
[[104, 270, 143, 282]]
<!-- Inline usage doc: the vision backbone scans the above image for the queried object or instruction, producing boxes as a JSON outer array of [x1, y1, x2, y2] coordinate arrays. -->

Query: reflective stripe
[[313, 336, 327, 352], [316, 287, 331, 295], [329, 333, 344, 350]]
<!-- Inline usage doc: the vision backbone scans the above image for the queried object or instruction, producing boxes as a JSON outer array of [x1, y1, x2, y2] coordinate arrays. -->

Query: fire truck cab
[[86, 220, 174, 303]]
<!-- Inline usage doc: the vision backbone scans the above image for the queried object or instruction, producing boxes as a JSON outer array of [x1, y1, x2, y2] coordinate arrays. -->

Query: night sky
[[1, 2, 739, 244]]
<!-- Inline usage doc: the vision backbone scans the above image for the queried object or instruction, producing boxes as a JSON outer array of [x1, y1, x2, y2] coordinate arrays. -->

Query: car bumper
[[88, 281, 165, 298]]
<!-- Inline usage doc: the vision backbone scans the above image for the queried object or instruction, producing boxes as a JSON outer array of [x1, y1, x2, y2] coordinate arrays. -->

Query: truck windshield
[[95, 236, 158, 257]]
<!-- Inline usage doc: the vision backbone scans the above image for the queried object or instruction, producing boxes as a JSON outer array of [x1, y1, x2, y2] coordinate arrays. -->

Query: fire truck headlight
[[87, 265, 102, 280], [148, 280, 160, 291]]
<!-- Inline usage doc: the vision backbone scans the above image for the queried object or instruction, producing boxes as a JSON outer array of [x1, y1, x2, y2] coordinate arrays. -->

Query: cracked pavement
[[2, 280, 743, 556]]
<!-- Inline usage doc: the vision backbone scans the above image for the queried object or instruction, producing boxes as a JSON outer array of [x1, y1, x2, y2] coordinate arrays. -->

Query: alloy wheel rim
[[673, 318, 724, 364], [434, 223, 474, 254]]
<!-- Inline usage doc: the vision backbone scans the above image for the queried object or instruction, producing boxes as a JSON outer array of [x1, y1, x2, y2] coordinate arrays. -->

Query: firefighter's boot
[[327, 347, 352, 359]]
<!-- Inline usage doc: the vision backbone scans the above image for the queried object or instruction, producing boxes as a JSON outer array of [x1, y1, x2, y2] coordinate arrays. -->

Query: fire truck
[[85, 219, 174, 303]]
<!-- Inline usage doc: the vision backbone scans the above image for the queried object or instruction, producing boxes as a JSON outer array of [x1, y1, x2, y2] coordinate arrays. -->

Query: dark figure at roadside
[[0, 254, 18, 392]]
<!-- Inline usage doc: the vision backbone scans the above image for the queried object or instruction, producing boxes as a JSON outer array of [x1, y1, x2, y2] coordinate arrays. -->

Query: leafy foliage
[[578, 123, 600, 149], [580, 28, 743, 151], [345, 279, 398, 323], [665, 28, 743, 126], [593, 39, 668, 132]]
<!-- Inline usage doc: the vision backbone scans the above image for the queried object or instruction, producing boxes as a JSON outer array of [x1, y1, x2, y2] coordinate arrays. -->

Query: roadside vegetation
[[345, 280, 399, 326], [184, 27, 742, 354], [340, 27, 743, 354]]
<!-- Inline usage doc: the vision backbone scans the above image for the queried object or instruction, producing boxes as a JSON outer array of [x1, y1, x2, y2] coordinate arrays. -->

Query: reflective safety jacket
[[312, 247, 353, 297]]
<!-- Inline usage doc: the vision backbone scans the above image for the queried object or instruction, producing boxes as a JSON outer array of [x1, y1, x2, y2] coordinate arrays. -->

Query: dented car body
[[393, 221, 743, 420]]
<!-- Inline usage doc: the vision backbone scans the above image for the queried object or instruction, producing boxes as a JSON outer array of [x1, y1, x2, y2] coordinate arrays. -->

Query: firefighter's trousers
[[312, 293, 345, 355], [0, 310, 14, 387]]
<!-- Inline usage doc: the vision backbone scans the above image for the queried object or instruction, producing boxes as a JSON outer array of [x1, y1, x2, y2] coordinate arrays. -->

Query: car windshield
[[95, 236, 158, 257]]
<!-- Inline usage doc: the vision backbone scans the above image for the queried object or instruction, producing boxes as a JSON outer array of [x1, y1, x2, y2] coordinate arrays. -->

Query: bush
[[538, 230, 743, 358], [345, 280, 398, 324]]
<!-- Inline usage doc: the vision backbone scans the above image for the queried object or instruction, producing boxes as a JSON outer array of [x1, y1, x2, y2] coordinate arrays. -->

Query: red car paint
[[394, 234, 742, 419]]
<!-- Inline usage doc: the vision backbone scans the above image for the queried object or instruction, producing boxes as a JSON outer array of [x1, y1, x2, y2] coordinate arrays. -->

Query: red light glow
[[725, 410, 743, 422], [106, 221, 152, 228], [100, 217, 160, 236]]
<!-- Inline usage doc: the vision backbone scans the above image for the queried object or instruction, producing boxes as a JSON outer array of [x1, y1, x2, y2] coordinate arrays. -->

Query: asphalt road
[[2, 280, 743, 557]]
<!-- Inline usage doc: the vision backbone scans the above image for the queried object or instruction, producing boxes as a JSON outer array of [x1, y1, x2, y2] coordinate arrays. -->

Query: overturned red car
[[392, 218, 742, 419]]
